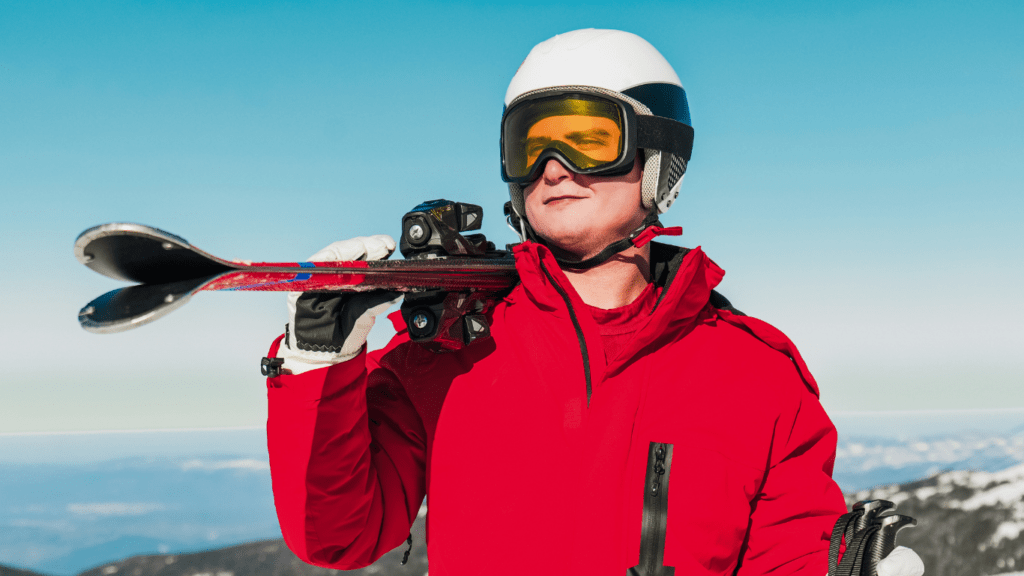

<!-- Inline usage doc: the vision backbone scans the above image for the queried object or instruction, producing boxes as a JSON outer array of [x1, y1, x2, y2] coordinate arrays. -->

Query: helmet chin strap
[[541, 216, 683, 272], [503, 202, 682, 271], [554, 213, 681, 270]]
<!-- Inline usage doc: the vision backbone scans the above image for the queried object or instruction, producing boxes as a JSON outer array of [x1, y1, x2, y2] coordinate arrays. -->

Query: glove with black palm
[[280, 235, 402, 375]]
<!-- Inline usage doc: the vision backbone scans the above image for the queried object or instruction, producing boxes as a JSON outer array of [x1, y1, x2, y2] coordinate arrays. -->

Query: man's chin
[[536, 230, 604, 260]]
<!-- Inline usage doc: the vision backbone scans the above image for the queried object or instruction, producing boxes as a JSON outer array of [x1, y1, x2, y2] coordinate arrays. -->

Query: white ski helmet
[[501, 29, 693, 239]]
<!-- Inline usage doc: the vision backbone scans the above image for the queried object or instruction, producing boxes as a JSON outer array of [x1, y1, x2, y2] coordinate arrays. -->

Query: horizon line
[[0, 425, 264, 438], [829, 407, 1024, 416], [4, 408, 1024, 436]]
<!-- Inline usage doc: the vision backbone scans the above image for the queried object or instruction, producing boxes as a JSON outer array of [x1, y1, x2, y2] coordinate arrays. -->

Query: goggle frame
[[500, 89, 642, 185]]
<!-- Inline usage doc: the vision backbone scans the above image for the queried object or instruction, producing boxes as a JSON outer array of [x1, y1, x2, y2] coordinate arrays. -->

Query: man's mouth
[[544, 195, 586, 205]]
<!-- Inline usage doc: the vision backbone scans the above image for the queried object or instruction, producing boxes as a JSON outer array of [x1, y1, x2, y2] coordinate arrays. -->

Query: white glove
[[280, 235, 402, 374], [877, 546, 924, 576], [824, 545, 924, 576]]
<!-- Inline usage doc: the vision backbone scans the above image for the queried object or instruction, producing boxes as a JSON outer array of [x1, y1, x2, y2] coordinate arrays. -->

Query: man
[[265, 29, 924, 575]]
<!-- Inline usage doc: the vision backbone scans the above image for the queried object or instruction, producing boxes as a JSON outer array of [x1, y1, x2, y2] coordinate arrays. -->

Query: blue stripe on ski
[[294, 262, 314, 281], [220, 263, 315, 291]]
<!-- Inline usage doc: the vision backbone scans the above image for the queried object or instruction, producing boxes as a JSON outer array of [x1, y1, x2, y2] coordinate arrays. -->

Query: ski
[[75, 201, 519, 348], [74, 223, 516, 289]]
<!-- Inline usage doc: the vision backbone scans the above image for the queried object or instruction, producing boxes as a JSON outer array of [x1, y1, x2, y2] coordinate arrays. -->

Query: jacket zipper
[[539, 261, 593, 405], [630, 442, 675, 575]]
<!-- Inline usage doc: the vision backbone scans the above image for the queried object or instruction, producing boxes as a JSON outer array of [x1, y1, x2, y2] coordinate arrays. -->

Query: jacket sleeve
[[734, 362, 848, 575], [265, 332, 427, 569], [717, 312, 847, 575]]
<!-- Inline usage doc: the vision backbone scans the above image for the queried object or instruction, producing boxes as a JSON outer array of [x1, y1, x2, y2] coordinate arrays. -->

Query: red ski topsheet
[[201, 261, 369, 292], [199, 260, 516, 293]]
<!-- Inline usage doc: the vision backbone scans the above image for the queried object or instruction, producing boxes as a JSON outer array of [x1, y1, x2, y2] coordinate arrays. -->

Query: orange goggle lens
[[502, 95, 627, 181]]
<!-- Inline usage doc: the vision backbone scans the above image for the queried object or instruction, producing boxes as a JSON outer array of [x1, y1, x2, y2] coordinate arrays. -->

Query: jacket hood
[[509, 240, 725, 374]]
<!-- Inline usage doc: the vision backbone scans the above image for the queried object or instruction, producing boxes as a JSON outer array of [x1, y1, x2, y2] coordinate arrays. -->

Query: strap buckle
[[631, 224, 682, 248], [261, 357, 285, 378]]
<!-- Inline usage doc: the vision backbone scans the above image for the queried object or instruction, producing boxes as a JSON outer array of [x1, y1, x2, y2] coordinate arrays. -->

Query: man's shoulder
[[681, 309, 820, 397], [686, 314, 796, 366]]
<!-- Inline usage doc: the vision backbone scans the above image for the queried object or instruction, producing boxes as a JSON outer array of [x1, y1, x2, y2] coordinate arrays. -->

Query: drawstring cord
[[401, 533, 413, 565]]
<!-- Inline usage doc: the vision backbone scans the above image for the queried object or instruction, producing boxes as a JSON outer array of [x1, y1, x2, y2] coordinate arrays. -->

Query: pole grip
[[872, 514, 917, 559]]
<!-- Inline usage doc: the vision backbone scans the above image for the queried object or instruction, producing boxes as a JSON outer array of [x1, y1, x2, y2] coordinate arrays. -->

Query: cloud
[[9, 518, 75, 531], [67, 502, 166, 516], [179, 458, 269, 472]]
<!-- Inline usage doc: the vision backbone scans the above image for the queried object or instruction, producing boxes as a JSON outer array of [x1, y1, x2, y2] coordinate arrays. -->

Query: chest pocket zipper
[[628, 442, 675, 575]]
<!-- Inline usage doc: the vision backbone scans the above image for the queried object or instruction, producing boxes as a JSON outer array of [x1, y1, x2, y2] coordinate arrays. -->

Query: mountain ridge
[[0, 565, 52, 576], [38, 461, 1024, 576]]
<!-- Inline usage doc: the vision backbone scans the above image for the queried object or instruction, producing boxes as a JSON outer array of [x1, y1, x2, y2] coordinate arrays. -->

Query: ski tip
[[74, 222, 191, 266], [78, 279, 204, 334], [78, 299, 189, 334]]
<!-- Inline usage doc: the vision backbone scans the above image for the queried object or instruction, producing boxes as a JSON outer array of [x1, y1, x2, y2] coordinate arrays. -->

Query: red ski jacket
[[265, 241, 847, 575]]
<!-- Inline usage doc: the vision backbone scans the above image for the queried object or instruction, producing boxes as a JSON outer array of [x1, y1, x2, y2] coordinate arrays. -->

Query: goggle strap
[[636, 115, 694, 162]]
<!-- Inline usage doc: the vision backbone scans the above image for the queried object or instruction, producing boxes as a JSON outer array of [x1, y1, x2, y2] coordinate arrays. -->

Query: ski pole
[[867, 514, 917, 574]]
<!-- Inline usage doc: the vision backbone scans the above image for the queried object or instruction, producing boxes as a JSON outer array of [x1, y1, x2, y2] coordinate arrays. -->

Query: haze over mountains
[[0, 455, 279, 575], [836, 428, 1024, 490], [12, 465, 1024, 576], [3, 413, 1024, 575]]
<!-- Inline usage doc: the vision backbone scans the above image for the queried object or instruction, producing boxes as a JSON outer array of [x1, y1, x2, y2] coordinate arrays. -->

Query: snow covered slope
[[851, 463, 1024, 576]]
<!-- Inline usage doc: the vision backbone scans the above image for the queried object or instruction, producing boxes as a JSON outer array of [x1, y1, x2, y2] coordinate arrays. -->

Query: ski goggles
[[500, 90, 694, 184]]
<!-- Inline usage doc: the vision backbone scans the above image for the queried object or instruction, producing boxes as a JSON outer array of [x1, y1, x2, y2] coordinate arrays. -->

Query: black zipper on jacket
[[539, 260, 593, 406], [629, 442, 675, 575]]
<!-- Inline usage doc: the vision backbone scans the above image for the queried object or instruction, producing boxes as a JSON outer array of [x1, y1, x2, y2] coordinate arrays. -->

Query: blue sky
[[1, 0, 1021, 432]]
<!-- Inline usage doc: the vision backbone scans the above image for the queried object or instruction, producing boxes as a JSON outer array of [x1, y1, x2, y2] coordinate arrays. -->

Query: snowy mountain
[[0, 455, 281, 575], [0, 565, 50, 576], [849, 463, 1024, 576], [9, 464, 1024, 576], [0, 503, 430, 576], [4, 422, 1024, 575], [833, 428, 1024, 492], [75, 508, 428, 576]]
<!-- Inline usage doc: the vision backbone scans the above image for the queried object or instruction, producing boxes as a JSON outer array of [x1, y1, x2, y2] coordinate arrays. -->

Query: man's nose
[[541, 158, 574, 184]]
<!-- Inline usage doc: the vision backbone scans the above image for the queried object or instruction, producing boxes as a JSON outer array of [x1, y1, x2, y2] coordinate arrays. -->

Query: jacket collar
[[510, 240, 726, 369]]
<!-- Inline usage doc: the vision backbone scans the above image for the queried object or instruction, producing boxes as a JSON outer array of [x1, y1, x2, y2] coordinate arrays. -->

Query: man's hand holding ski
[[281, 235, 402, 374]]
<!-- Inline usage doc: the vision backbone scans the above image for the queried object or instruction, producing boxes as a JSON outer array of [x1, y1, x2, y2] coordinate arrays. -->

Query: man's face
[[523, 156, 646, 260]]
